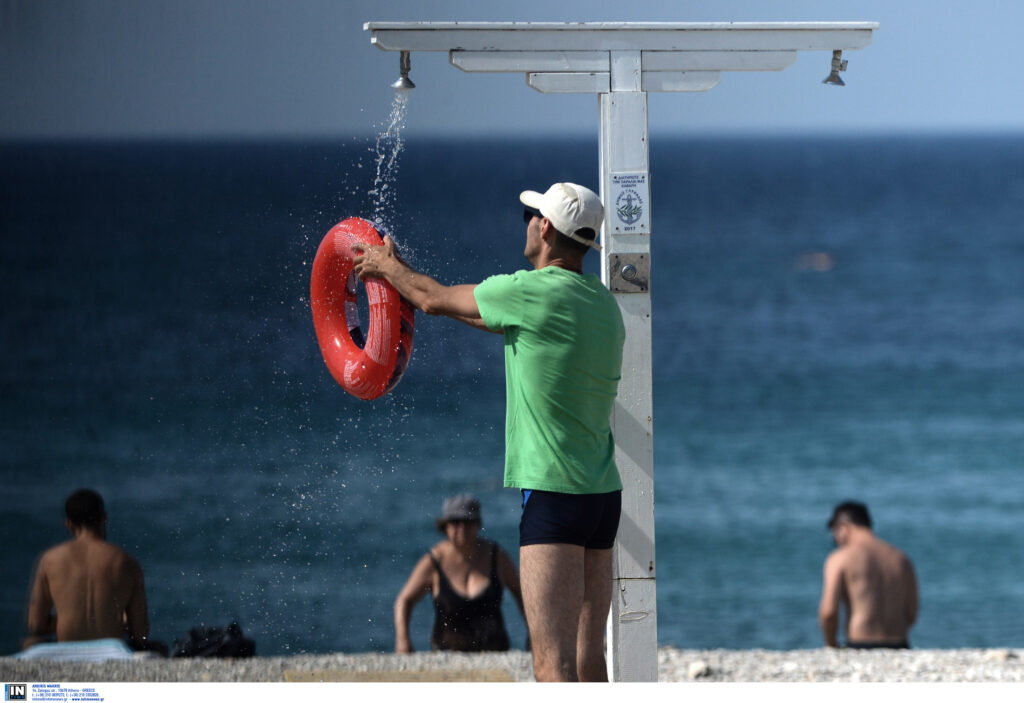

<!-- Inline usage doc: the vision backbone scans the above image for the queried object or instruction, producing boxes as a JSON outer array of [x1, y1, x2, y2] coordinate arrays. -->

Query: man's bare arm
[[352, 237, 475, 315], [818, 553, 845, 648], [24, 558, 55, 647], [123, 558, 150, 643], [449, 312, 501, 333]]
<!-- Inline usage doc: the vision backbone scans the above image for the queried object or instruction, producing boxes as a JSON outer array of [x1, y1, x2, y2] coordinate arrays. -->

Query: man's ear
[[538, 217, 556, 242]]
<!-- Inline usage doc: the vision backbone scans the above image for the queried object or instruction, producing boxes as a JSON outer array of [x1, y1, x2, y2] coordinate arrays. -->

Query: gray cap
[[437, 493, 481, 530]]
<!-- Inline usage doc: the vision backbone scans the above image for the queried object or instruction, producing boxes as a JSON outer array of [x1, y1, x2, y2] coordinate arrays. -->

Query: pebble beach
[[2, 647, 1022, 683]]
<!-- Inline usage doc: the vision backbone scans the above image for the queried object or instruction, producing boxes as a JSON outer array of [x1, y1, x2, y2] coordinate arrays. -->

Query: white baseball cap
[[520, 182, 604, 251]]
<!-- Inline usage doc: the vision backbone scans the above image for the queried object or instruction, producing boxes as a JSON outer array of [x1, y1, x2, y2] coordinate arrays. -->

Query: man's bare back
[[819, 503, 918, 648], [24, 490, 150, 649]]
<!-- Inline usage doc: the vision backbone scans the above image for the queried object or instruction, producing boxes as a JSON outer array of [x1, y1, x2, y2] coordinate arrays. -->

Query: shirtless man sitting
[[818, 501, 918, 649], [23, 489, 156, 652]]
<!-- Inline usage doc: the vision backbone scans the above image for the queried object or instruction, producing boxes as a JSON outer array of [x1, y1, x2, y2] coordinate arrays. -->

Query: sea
[[2, 129, 1023, 657]]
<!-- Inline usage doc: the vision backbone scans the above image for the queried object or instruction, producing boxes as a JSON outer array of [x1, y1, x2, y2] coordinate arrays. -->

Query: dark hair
[[65, 489, 106, 530], [553, 226, 595, 256], [823, 503, 872, 532], [827, 501, 872, 530]]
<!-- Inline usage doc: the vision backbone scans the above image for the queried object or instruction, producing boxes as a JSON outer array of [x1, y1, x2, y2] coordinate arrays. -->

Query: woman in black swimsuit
[[394, 494, 527, 652]]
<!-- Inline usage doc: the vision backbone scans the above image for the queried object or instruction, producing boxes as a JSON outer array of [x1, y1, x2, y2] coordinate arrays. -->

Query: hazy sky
[[2, 0, 1022, 139]]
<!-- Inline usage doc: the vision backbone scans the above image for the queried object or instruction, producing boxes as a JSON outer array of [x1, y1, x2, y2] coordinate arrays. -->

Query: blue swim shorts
[[519, 489, 622, 549]]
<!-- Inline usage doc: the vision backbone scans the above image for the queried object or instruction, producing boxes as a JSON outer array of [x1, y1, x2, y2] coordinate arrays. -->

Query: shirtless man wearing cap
[[24, 489, 156, 651], [354, 183, 625, 682], [818, 501, 919, 649]]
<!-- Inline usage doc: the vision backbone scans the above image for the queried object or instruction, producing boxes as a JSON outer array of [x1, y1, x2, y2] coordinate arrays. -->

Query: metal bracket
[[609, 253, 649, 293]]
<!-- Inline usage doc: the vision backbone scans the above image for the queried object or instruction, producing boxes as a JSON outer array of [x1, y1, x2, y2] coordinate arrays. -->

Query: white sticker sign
[[609, 172, 650, 235]]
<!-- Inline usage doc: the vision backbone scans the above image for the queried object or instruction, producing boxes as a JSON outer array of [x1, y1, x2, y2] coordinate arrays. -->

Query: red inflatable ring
[[310, 217, 415, 400]]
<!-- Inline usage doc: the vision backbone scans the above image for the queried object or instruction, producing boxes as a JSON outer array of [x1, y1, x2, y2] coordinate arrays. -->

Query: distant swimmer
[[818, 501, 918, 649], [795, 251, 835, 272], [393, 494, 526, 653], [23, 489, 164, 654], [355, 182, 625, 681]]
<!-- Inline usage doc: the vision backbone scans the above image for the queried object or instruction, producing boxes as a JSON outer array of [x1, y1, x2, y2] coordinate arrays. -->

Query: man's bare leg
[[520, 543, 584, 681], [576, 547, 613, 681]]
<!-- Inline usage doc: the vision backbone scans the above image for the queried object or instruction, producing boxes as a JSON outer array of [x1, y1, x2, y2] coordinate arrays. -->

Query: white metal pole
[[600, 51, 658, 683]]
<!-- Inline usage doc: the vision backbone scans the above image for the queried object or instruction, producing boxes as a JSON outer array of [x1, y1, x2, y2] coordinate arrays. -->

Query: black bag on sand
[[171, 622, 256, 658]]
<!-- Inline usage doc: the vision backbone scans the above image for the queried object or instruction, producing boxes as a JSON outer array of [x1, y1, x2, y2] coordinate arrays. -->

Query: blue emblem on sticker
[[616, 189, 643, 225]]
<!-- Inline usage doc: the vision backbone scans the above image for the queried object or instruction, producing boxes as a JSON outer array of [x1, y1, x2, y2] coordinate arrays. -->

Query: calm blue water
[[2, 135, 1023, 656]]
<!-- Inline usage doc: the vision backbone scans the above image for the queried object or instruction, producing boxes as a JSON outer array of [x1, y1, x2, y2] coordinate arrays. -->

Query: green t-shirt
[[474, 266, 625, 494]]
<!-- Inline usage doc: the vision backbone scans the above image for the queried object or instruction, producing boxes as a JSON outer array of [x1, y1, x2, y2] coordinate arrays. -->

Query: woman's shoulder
[[428, 540, 451, 559]]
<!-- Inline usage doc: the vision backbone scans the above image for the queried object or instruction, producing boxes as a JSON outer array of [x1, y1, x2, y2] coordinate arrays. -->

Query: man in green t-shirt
[[353, 182, 625, 681]]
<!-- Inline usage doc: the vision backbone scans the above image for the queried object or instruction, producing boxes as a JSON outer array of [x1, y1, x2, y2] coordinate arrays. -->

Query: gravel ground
[[2, 647, 1022, 682], [660, 647, 1023, 682]]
